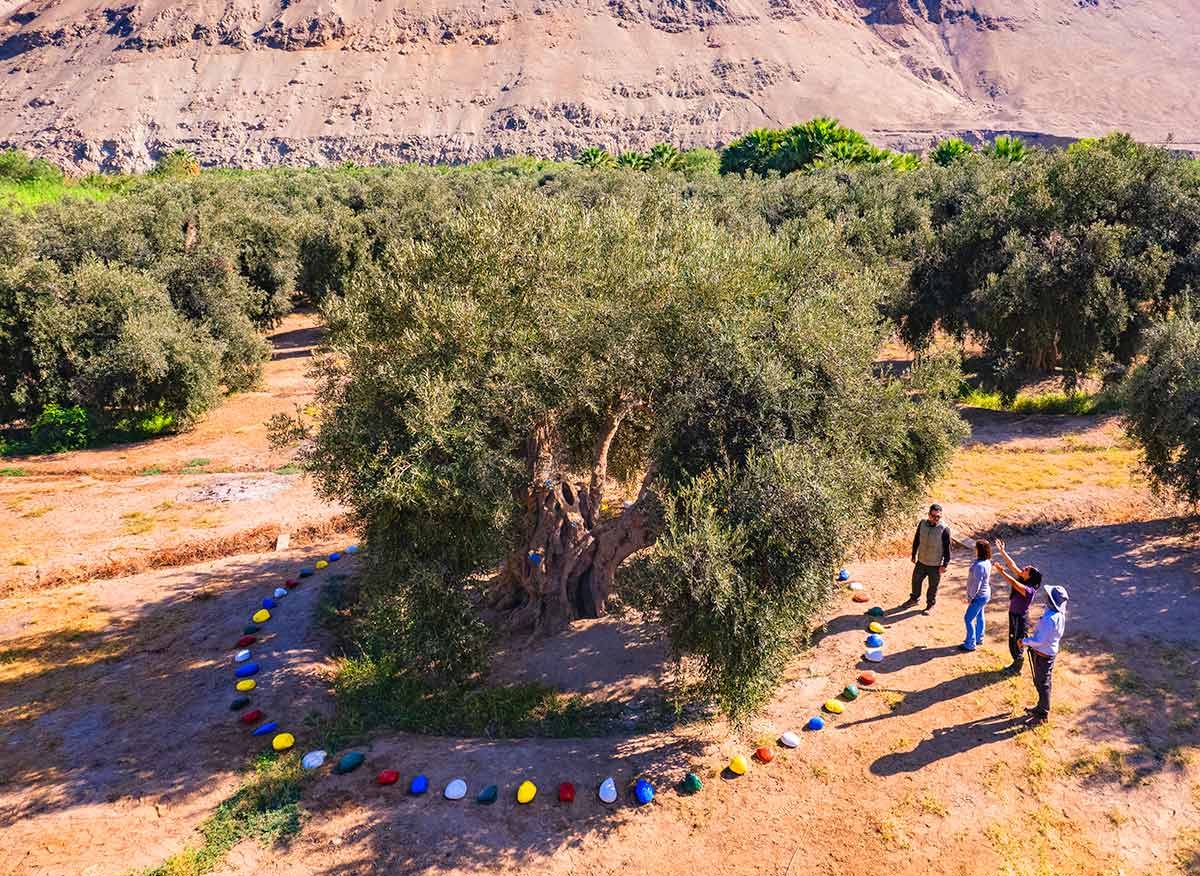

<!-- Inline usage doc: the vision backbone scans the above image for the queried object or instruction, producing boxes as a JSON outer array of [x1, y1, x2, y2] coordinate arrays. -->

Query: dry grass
[[939, 445, 1140, 507]]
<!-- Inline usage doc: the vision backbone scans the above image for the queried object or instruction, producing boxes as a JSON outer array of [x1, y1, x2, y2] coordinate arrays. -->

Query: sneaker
[[1025, 714, 1048, 728], [901, 598, 918, 608], [958, 643, 976, 652], [920, 608, 931, 616]]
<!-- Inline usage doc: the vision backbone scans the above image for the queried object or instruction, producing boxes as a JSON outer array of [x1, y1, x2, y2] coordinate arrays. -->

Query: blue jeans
[[963, 596, 988, 648]]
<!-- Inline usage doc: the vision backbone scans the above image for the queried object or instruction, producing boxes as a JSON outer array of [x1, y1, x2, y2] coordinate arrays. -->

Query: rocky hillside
[[1, 0, 1197, 171]]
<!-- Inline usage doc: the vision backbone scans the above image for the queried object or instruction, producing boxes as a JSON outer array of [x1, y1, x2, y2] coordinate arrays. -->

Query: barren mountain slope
[[0, 0, 1197, 171]]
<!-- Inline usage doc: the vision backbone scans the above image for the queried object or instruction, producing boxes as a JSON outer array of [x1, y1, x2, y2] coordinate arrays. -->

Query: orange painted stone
[[852, 592, 870, 603], [858, 671, 877, 686], [755, 746, 774, 763]]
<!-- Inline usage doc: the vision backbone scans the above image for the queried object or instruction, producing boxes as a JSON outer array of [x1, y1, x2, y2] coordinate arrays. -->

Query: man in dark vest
[[904, 503, 950, 614]]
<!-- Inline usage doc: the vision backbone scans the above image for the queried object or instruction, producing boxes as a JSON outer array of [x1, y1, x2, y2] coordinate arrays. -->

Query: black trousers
[[1029, 650, 1056, 717], [1008, 611, 1029, 665], [910, 562, 942, 607]]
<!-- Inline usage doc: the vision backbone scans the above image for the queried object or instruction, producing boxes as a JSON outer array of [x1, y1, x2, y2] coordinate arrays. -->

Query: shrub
[[151, 148, 201, 177], [30, 403, 92, 452], [0, 149, 64, 184], [1123, 313, 1200, 503]]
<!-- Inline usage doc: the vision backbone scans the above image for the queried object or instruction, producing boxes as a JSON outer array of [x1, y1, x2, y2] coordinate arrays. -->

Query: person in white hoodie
[[1021, 585, 1069, 727]]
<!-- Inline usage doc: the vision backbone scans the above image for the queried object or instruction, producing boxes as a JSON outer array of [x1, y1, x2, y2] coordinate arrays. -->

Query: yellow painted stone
[[236, 679, 257, 692], [868, 621, 885, 634], [729, 754, 749, 776], [252, 609, 270, 624], [824, 699, 844, 714], [315, 559, 329, 569], [272, 733, 295, 752], [516, 780, 537, 804]]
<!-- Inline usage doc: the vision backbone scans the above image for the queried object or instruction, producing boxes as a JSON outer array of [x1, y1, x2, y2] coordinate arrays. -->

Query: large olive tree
[[286, 186, 964, 717]]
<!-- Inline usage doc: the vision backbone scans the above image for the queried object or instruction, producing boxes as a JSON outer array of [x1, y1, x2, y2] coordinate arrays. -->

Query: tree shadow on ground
[[842, 665, 1011, 730], [957, 407, 1119, 447], [869, 713, 1026, 776]]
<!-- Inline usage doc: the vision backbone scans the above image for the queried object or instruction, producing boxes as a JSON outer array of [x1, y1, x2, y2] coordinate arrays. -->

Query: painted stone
[[315, 560, 328, 570], [236, 679, 256, 692], [843, 684, 860, 700], [284, 579, 300, 589], [243, 624, 260, 635], [252, 609, 270, 624], [864, 647, 884, 663], [476, 784, 498, 804], [235, 649, 251, 663], [302, 750, 327, 770], [848, 582, 865, 591], [867, 606, 885, 617], [251, 721, 278, 737], [852, 593, 870, 603], [755, 746, 774, 763], [230, 696, 251, 711], [516, 781, 537, 804], [858, 671, 878, 685], [729, 754, 748, 776], [823, 699, 845, 714], [329, 552, 341, 562], [838, 569, 849, 581], [445, 779, 467, 800], [410, 774, 429, 795], [806, 716, 825, 731], [868, 621, 885, 634], [346, 545, 359, 554], [273, 587, 287, 599], [272, 733, 295, 752], [780, 731, 800, 749], [299, 568, 314, 578], [866, 634, 884, 648], [239, 709, 264, 724], [235, 663, 259, 678], [334, 752, 365, 774], [528, 551, 542, 565], [377, 770, 400, 786], [634, 779, 654, 805], [237, 635, 256, 648], [558, 782, 575, 803], [598, 778, 618, 804], [262, 597, 276, 610], [682, 772, 703, 794]]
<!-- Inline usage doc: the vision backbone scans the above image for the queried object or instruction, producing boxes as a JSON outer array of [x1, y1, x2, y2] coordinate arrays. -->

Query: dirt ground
[[2, 352, 1198, 876]]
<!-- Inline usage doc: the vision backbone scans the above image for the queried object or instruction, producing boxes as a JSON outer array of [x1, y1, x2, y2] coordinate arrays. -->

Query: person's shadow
[[870, 713, 1026, 776]]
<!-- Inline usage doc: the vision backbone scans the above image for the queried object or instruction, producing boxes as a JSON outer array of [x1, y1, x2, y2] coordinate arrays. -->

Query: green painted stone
[[229, 696, 250, 711], [867, 607, 884, 618], [843, 684, 860, 700], [243, 624, 261, 635], [334, 752, 365, 775], [681, 772, 703, 794], [476, 784, 498, 804]]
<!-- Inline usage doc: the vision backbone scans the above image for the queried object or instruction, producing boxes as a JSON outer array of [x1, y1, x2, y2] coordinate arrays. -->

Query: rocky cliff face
[[0, 0, 1196, 172]]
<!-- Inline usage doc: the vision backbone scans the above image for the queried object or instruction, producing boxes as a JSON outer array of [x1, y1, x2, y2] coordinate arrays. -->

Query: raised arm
[[994, 537, 1021, 576], [995, 564, 1030, 594]]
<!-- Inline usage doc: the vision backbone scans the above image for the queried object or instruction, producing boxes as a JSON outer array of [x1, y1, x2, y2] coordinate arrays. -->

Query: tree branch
[[588, 398, 645, 510]]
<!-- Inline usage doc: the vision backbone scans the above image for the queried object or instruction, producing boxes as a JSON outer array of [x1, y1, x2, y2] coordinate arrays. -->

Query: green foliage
[[576, 146, 616, 169], [647, 142, 682, 171], [678, 147, 721, 177], [931, 137, 974, 166], [958, 388, 1122, 415], [721, 119, 913, 178], [291, 186, 964, 723], [987, 135, 1028, 163], [719, 127, 784, 176], [0, 149, 64, 184], [150, 148, 201, 177], [1123, 313, 1200, 503], [617, 151, 649, 170], [30, 403, 92, 452]]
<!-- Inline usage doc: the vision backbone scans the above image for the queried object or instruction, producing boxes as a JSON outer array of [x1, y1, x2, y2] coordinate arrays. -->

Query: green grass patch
[[138, 465, 164, 476], [274, 463, 302, 475], [0, 177, 120, 209], [958, 388, 1122, 415], [0, 467, 27, 477], [183, 458, 211, 470], [141, 752, 307, 876]]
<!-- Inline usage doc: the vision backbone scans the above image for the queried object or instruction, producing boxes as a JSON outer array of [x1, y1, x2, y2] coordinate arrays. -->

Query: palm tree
[[889, 151, 921, 172], [647, 143, 682, 171], [576, 147, 616, 169], [771, 118, 868, 175], [987, 135, 1027, 163], [617, 151, 649, 171], [930, 137, 974, 166], [719, 128, 784, 175]]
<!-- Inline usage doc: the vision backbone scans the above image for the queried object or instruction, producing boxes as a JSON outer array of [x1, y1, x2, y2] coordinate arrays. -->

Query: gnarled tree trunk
[[493, 401, 656, 636]]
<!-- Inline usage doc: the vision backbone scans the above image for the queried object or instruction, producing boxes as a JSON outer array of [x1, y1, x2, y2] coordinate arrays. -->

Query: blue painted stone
[[866, 634, 884, 648], [410, 774, 429, 795], [528, 552, 542, 565], [243, 625, 260, 635], [235, 663, 260, 678], [838, 569, 849, 582], [346, 545, 359, 554], [334, 752, 365, 774], [262, 597, 276, 610], [635, 779, 654, 805], [477, 784, 498, 804], [299, 568, 314, 578], [806, 716, 825, 731], [251, 721, 278, 737], [230, 696, 251, 711], [329, 552, 341, 562]]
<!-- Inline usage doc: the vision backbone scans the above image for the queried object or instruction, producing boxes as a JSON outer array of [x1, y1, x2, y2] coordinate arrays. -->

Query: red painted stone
[[284, 579, 300, 589], [755, 746, 774, 763], [858, 671, 877, 686], [558, 782, 575, 803], [377, 770, 400, 786], [236, 635, 256, 647], [239, 709, 263, 724]]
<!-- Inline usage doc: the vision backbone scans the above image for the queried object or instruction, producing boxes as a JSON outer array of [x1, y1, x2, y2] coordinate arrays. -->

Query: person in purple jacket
[[994, 537, 1044, 674]]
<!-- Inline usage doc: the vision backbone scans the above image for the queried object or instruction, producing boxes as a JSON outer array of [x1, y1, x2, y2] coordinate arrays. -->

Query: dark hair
[[975, 540, 991, 560], [1025, 567, 1043, 589], [929, 503, 943, 513]]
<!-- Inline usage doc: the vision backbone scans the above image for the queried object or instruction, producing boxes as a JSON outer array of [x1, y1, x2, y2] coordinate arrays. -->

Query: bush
[[30, 403, 92, 452], [151, 148, 201, 177], [0, 149, 64, 184], [1123, 313, 1200, 503]]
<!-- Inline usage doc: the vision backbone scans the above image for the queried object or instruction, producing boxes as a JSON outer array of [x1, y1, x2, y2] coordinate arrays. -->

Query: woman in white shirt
[[960, 540, 993, 652]]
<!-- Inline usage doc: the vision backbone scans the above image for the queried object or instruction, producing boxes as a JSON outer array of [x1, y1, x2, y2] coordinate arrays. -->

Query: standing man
[[993, 537, 1043, 674], [1021, 586, 1069, 727], [904, 503, 950, 614]]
